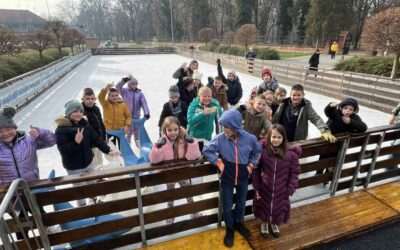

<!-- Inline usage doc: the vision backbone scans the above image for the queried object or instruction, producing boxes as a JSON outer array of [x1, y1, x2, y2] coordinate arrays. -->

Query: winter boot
[[234, 222, 251, 238], [224, 227, 234, 248]]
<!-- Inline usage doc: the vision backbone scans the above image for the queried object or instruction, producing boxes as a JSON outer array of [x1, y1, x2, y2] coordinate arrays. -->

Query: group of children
[[0, 57, 375, 247]]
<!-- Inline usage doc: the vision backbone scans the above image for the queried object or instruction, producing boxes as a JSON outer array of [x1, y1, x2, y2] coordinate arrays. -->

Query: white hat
[[192, 70, 203, 81]]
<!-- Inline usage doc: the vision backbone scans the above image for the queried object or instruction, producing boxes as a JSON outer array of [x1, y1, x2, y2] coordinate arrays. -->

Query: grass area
[[334, 55, 398, 78], [278, 51, 311, 59], [0, 48, 70, 82]]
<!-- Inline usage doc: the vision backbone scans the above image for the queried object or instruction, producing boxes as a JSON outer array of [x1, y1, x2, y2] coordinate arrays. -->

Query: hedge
[[334, 55, 399, 78], [199, 45, 280, 60]]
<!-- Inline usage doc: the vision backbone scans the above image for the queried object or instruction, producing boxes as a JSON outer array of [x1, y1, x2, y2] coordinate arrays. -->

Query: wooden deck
[[142, 181, 400, 250]]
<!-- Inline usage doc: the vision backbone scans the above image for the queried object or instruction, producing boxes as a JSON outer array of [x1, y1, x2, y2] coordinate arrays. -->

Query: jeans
[[220, 179, 248, 228]]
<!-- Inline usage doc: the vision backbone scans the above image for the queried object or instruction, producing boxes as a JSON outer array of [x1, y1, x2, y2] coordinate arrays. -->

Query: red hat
[[261, 67, 272, 78]]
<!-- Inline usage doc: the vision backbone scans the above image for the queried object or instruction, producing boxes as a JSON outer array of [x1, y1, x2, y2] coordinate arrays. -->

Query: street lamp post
[[169, 0, 174, 43]]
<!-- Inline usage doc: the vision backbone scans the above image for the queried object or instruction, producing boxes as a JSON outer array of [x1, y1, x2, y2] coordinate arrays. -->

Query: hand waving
[[28, 125, 39, 138], [75, 128, 84, 144]]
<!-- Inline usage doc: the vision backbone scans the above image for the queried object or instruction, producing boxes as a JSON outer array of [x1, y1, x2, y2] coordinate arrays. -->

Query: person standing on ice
[[55, 100, 120, 206], [150, 116, 202, 224], [187, 87, 223, 151], [216, 58, 243, 107], [172, 60, 199, 79], [116, 75, 150, 147], [158, 85, 188, 131], [203, 109, 261, 248], [252, 124, 301, 238], [0, 105, 56, 185]]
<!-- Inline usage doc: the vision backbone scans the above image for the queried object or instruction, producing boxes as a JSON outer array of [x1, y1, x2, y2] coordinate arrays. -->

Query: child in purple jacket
[[116, 75, 150, 147], [252, 124, 301, 238]]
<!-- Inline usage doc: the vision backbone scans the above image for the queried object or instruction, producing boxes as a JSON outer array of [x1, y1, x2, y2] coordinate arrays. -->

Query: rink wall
[[176, 48, 400, 113]]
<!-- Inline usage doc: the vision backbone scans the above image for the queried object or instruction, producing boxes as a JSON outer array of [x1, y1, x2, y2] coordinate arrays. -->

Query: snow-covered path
[[13, 54, 390, 180]]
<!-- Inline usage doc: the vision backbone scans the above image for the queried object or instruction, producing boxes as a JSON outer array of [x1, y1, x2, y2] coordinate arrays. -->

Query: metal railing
[[0, 179, 50, 249]]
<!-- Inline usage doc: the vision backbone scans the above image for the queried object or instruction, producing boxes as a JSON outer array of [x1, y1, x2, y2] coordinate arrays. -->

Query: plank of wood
[[367, 181, 400, 212]]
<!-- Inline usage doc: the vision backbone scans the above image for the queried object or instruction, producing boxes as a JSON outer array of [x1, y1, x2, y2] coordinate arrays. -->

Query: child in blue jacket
[[203, 109, 261, 248]]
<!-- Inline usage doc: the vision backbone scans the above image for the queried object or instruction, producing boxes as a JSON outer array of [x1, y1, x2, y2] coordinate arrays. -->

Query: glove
[[207, 76, 214, 86], [145, 114, 150, 120], [184, 134, 194, 143], [156, 137, 167, 148], [216, 58, 221, 65], [321, 131, 337, 143], [217, 159, 224, 172], [122, 77, 130, 83], [239, 104, 247, 112]]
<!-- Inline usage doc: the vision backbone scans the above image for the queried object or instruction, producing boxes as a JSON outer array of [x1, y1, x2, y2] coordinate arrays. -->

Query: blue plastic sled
[[106, 117, 152, 166]]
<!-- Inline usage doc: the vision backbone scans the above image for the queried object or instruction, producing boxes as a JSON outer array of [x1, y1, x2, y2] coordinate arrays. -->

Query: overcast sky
[[0, 0, 64, 18]]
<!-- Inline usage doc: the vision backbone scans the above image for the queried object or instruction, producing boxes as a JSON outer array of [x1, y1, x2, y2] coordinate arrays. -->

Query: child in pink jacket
[[149, 116, 202, 224]]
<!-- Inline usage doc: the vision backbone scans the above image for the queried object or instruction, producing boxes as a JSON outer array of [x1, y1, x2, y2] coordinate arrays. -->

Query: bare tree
[[57, 0, 80, 24], [24, 30, 56, 63], [45, 20, 67, 55], [361, 7, 400, 79], [235, 24, 258, 50], [63, 28, 85, 54], [198, 27, 214, 46], [0, 27, 21, 56], [223, 31, 235, 46]]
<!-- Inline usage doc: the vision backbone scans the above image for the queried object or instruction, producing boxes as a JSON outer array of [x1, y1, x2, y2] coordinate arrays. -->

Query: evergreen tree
[[236, 0, 254, 26], [277, 0, 293, 42]]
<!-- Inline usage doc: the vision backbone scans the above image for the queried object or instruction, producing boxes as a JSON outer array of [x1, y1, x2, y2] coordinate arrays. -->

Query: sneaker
[[234, 222, 251, 238], [190, 212, 202, 219], [270, 224, 280, 237], [260, 223, 269, 238], [224, 227, 234, 248]]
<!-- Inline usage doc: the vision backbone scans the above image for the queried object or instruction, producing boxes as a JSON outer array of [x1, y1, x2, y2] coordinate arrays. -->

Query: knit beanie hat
[[192, 70, 203, 81], [169, 85, 180, 98], [0, 105, 17, 129], [228, 71, 237, 79], [127, 77, 138, 86], [261, 67, 272, 78], [339, 98, 359, 113], [65, 100, 84, 117]]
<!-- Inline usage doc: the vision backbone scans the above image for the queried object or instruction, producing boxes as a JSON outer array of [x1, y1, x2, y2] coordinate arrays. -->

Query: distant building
[[0, 9, 46, 34]]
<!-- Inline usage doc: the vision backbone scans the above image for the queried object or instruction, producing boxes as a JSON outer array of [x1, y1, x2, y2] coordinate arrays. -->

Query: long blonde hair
[[161, 116, 188, 159]]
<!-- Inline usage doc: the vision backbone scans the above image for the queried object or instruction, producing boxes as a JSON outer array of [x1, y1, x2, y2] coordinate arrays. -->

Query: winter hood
[[218, 109, 242, 132]]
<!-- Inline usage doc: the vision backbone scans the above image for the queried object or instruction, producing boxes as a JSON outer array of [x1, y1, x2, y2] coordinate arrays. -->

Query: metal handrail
[[0, 179, 50, 249]]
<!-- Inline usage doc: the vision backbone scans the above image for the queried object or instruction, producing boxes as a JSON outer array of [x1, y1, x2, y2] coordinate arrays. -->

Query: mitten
[[156, 137, 167, 148], [239, 104, 247, 111], [216, 58, 221, 65], [184, 134, 194, 143], [122, 77, 130, 83], [144, 114, 150, 120], [207, 76, 214, 86]]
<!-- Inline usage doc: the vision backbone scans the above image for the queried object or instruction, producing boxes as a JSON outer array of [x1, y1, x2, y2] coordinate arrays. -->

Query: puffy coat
[[325, 104, 367, 135], [211, 84, 228, 111], [158, 100, 188, 129], [187, 97, 223, 141], [252, 143, 301, 224], [116, 80, 150, 118], [0, 128, 56, 185], [82, 103, 106, 140], [239, 107, 271, 139], [217, 64, 243, 106], [149, 138, 201, 164], [55, 117, 110, 170], [98, 88, 132, 130]]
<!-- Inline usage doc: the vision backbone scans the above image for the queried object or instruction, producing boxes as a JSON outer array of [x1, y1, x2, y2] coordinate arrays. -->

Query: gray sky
[[0, 0, 64, 18]]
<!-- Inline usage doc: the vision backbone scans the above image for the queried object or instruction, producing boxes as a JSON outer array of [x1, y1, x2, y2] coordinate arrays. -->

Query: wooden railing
[[177, 48, 400, 113], [1, 124, 400, 249]]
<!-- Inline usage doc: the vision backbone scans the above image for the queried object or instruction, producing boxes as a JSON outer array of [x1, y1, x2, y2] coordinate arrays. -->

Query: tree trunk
[[39, 50, 43, 63], [58, 46, 62, 56], [71, 46, 74, 55], [391, 52, 399, 79]]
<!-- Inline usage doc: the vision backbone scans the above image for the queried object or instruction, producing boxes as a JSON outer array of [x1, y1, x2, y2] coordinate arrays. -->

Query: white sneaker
[[260, 223, 269, 238], [271, 224, 280, 237]]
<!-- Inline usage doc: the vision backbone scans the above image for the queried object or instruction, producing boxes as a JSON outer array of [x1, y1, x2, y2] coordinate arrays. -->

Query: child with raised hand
[[55, 100, 120, 206], [203, 109, 261, 248], [116, 75, 150, 147], [272, 84, 336, 143], [210, 76, 228, 111], [158, 85, 188, 132], [149, 116, 202, 224], [216, 58, 243, 107], [238, 94, 272, 139], [98, 83, 131, 147], [81, 87, 107, 168], [173, 60, 199, 79], [252, 124, 301, 238], [0, 105, 56, 185], [187, 86, 223, 150]]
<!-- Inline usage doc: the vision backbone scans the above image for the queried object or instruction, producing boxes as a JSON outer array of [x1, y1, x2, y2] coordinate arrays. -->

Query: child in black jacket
[[158, 85, 188, 131]]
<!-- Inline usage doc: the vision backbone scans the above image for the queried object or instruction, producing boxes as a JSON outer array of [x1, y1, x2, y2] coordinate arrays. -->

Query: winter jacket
[[211, 84, 228, 111], [187, 97, 223, 141], [98, 88, 132, 130], [0, 128, 56, 185], [178, 85, 196, 107], [203, 110, 261, 185], [217, 64, 243, 106], [257, 78, 279, 94], [172, 67, 193, 79], [330, 43, 338, 52], [239, 107, 271, 139], [309, 53, 320, 69], [55, 117, 111, 170], [272, 98, 329, 142], [252, 142, 301, 224], [158, 100, 188, 129], [149, 138, 201, 164], [116, 80, 150, 118], [82, 103, 106, 140], [246, 51, 257, 59], [325, 104, 367, 135]]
